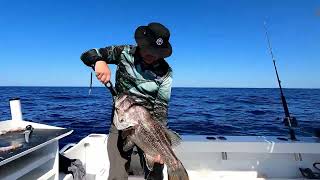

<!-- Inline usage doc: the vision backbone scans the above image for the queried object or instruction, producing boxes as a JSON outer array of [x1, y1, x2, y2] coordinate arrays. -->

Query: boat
[[1, 98, 320, 180]]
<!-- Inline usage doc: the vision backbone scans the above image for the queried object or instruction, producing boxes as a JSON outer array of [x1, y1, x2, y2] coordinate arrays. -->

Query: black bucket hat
[[134, 22, 172, 58]]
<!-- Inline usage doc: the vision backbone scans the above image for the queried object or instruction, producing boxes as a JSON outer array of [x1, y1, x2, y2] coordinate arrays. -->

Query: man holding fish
[[81, 23, 188, 180]]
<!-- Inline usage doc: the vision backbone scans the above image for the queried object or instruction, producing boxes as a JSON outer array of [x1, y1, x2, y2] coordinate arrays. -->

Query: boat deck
[[60, 134, 320, 180]]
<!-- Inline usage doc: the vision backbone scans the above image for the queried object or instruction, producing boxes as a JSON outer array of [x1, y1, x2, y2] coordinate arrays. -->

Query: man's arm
[[153, 75, 173, 126], [80, 45, 125, 67], [80, 45, 125, 84]]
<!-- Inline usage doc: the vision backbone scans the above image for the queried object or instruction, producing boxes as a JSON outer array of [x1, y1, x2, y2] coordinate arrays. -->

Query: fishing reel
[[283, 116, 298, 127], [24, 125, 34, 143]]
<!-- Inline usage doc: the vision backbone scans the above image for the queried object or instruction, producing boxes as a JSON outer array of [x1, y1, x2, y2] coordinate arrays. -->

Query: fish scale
[[139, 122, 165, 158], [135, 120, 175, 165]]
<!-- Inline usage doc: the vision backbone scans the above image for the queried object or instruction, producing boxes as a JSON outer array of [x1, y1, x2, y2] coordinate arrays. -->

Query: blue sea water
[[0, 87, 320, 146]]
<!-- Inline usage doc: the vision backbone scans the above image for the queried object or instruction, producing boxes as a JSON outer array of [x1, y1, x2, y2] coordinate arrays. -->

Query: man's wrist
[[95, 60, 107, 65]]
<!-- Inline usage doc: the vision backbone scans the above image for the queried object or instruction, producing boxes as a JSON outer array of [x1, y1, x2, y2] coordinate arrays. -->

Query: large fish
[[113, 94, 189, 180]]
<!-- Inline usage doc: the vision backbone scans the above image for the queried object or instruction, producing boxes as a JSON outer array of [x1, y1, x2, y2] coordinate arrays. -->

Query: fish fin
[[167, 161, 189, 180], [121, 126, 136, 152], [144, 153, 155, 171], [121, 126, 135, 139], [164, 128, 182, 147], [123, 138, 135, 152]]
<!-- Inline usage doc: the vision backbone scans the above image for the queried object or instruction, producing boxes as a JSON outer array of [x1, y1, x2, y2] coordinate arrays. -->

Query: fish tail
[[167, 162, 189, 180]]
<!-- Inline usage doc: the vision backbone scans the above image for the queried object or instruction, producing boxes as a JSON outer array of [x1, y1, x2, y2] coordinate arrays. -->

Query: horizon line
[[0, 85, 319, 89]]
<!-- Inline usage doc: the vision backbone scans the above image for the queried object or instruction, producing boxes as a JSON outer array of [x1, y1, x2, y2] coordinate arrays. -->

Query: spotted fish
[[114, 94, 189, 180]]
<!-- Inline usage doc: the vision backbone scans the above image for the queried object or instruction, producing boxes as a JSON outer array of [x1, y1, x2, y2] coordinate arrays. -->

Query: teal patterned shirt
[[81, 45, 173, 125]]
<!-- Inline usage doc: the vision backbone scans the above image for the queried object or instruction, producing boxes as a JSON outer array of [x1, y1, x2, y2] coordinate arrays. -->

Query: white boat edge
[[0, 98, 320, 180]]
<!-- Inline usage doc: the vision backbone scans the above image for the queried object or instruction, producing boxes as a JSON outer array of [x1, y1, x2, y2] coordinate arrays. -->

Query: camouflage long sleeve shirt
[[80, 45, 173, 125]]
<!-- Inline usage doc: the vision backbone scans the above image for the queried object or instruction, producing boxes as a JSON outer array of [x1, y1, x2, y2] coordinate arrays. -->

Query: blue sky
[[0, 0, 319, 88]]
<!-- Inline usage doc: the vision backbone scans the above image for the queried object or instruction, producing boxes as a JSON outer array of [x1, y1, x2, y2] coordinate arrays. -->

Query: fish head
[[113, 94, 139, 130]]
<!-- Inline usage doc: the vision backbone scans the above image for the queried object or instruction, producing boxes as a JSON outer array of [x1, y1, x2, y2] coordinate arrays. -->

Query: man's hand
[[154, 154, 164, 164], [95, 61, 111, 84]]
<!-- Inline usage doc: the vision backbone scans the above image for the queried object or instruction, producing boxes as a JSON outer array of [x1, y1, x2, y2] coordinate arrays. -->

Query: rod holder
[[9, 98, 23, 121]]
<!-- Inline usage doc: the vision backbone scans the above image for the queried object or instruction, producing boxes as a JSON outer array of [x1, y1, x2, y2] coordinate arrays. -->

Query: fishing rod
[[263, 21, 298, 141]]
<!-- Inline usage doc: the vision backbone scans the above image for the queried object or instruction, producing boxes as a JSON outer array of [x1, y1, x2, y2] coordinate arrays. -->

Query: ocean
[[1, 87, 320, 146]]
